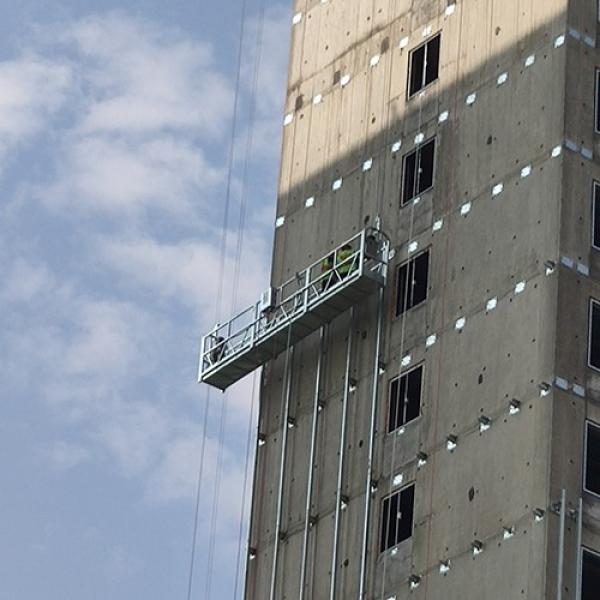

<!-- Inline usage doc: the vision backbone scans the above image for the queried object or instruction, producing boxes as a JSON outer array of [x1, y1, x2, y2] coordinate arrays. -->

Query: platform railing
[[198, 228, 389, 384]]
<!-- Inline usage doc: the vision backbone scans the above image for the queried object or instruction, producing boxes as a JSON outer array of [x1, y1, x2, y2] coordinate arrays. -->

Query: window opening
[[379, 484, 415, 552], [585, 421, 600, 495], [396, 250, 429, 316], [401, 139, 435, 205], [408, 35, 440, 97], [593, 182, 600, 250], [596, 69, 600, 133], [583, 547, 600, 600], [588, 299, 600, 370], [388, 365, 423, 433]]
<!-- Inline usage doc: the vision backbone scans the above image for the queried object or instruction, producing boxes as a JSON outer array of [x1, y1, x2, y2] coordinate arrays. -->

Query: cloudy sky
[[0, 1, 289, 598]]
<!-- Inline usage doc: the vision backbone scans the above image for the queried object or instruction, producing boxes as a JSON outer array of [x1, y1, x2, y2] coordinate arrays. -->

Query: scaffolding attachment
[[199, 228, 390, 390]]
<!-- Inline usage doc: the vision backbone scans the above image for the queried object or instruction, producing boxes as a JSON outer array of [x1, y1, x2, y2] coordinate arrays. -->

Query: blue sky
[[0, 1, 289, 598]]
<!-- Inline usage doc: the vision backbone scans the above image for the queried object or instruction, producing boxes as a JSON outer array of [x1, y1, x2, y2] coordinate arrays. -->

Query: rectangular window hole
[[388, 365, 423, 433], [401, 138, 435, 205], [396, 249, 429, 316]]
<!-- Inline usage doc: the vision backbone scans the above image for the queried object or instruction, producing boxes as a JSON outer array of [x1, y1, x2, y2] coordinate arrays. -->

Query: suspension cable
[[380, 84, 424, 600], [233, 371, 259, 599], [186, 0, 250, 596]]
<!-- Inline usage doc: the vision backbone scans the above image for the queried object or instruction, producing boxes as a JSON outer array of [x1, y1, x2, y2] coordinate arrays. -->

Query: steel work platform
[[198, 228, 390, 390]]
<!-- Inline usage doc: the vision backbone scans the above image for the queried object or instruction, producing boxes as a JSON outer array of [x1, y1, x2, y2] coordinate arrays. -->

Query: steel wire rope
[[207, 0, 268, 594], [233, 371, 259, 599], [186, 0, 250, 597], [356, 0, 397, 593], [419, 1, 463, 594], [265, 1, 313, 595], [227, 0, 267, 595], [297, 1, 328, 596], [379, 81, 424, 600], [269, 322, 295, 600]]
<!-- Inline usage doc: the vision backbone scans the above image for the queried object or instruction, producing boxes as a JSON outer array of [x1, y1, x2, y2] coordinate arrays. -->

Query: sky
[[0, 1, 290, 598]]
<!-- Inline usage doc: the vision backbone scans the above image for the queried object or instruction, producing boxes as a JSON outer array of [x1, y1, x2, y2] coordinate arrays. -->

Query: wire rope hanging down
[[269, 325, 295, 600], [205, 0, 269, 594], [379, 84, 424, 600], [187, 0, 251, 596]]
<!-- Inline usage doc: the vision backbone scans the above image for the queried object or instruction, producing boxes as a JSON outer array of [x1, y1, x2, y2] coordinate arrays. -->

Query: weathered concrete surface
[[240, 0, 600, 598]]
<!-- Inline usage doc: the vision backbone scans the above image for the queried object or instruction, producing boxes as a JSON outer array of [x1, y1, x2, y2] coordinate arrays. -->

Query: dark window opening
[[583, 548, 600, 600], [589, 299, 600, 370], [396, 250, 429, 316], [586, 421, 600, 495], [401, 139, 435, 205], [593, 182, 600, 249], [380, 484, 415, 552], [408, 35, 441, 97], [388, 365, 423, 433], [596, 69, 600, 133]]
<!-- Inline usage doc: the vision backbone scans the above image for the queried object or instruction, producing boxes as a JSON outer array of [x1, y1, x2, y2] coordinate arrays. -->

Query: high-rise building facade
[[199, 0, 600, 597]]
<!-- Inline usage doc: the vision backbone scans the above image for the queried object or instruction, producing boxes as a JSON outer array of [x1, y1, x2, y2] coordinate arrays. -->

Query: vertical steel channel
[[329, 308, 355, 600], [358, 287, 384, 599], [269, 333, 294, 600], [557, 488, 566, 600], [298, 326, 326, 600], [576, 497, 583, 600]]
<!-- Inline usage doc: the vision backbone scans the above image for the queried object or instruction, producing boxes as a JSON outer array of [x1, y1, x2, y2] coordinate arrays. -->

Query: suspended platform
[[198, 228, 390, 390]]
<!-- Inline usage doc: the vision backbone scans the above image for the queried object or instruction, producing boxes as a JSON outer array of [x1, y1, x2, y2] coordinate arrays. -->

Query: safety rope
[[187, 0, 250, 596], [233, 371, 259, 599], [420, 1, 459, 594], [380, 55, 425, 599], [269, 323, 295, 600]]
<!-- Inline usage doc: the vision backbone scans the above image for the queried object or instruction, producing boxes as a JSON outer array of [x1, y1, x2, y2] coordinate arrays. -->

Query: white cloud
[[43, 134, 223, 217], [48, 440, 91, 469], [97, 235, 269, 319], [0, 55, 71, 162], [62, 12, 232, 137]]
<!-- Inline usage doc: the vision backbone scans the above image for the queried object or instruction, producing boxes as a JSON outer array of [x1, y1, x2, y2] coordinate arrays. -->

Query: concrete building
[[200, 0, 600, 597]]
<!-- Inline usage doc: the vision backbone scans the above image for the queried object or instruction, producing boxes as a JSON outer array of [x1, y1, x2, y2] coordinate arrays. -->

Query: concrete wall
[[545, 0, 600, 598], [245, 1, 574, 598]]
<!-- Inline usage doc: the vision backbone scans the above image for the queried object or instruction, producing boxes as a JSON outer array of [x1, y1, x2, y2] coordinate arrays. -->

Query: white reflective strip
[[370, 54, 380, 67], [283, 113, 293, 126], [332, 178, 343, 191], [340, 74, 351, 87], [313, 94, 323, 105], [460, 202, 472, 216], [521, 165, 532, 178], [486, 297, 498, 311], [438, 110, 449, 123], [466, 92, 477, 105], [399, 36, 409, 49], [426, 334, 437, 347], [292, 12, 302, 24], [455, 317, 466, 330], [554, 34, 566, 48], [275, 216, 285, 228], [552, 145, 562, 158], [525, 54, 535, 67], [414, 132, 425, 144], [305, 196, 315, 208], [408, 241, 418, 253], [362, 158, 373, 172], [432, 219, 443, 232], [391, 140, 402, 153], [515, 281, 526, 294], [445, 3, 456, 16], [401, 354, 411, 367], [497, 72, 508, 86], [492, 183, 504, 196]]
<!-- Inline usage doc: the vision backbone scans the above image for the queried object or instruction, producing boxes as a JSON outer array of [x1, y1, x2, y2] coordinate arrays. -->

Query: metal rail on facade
[[198, 228, 390, 390]]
